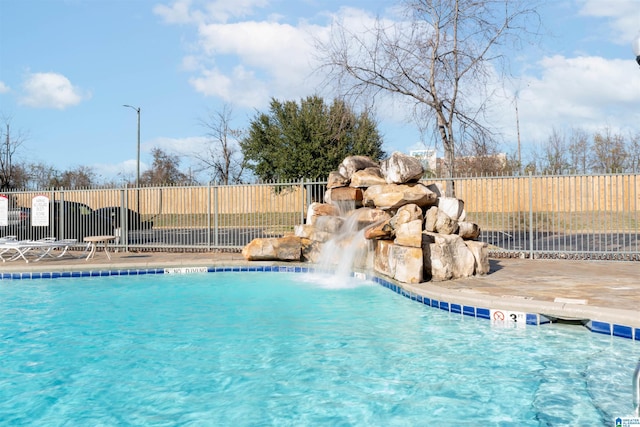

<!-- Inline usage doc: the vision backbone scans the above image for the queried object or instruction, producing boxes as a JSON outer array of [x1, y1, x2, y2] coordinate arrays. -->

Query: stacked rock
[[242, 152, 489, 284]]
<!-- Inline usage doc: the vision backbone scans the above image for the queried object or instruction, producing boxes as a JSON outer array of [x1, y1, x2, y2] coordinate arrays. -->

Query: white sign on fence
[[0, 195, 8, 227], [31, 195, 50, 227]]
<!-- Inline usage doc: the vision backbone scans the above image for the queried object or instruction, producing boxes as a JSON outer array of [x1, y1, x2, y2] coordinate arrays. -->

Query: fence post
[[212, 183, 219, 248], [528, 171, 534, 259], [120, 188, 128, 252], [58, 188, 65, 239], [206, 182, 211, 250], [301, 179, 307, 225]]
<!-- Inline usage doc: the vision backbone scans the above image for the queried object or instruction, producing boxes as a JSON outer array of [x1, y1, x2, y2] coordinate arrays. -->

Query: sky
[[0, 0, 639, 184]]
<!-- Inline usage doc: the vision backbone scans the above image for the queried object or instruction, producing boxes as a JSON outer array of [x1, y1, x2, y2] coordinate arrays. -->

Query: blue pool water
[[0, 272, 638, 426]]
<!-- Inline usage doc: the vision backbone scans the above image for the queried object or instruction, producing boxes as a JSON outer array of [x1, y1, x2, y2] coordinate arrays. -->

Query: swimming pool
[[0, 271, 638, 425]]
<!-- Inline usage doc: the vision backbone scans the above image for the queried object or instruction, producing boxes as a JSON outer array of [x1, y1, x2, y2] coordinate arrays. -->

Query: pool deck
[[1, 250, 638, 333]]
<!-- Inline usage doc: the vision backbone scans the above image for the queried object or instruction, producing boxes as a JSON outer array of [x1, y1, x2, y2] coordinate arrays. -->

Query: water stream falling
[[317, 201, 376, 281]]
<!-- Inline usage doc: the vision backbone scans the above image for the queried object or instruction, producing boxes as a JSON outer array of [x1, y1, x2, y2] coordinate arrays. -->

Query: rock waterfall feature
[[242, 152, 489, 284]]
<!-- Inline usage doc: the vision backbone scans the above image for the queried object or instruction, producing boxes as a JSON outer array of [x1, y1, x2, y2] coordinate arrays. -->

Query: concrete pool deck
[[1, 250, 638, 333]]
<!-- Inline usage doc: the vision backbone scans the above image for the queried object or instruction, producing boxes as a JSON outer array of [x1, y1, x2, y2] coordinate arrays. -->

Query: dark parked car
[[0, 206, 31, 238], [93, 207, 154, 230], [1, 199, 152, 241], [26, 201, 111, 241]]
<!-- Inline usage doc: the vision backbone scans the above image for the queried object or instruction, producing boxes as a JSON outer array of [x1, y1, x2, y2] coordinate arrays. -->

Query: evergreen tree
[[240, 96, 385, 181]]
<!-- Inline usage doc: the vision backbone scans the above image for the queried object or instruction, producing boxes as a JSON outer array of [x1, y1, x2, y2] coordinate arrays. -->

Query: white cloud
[[154, 0, 268, 25], [492, 54, 640, 148], [154, 0, 200, 24], [201, 0, 269, 23], [578, 0, 640, 44], [190, 19, 321, 106], [189, 65, 270, 107], [93, 160, 147, 183], [176, 6, 385, 109], [147, 135, 209, 156], [0, 81, 9, 94], [19, 72, 89, 109], [156, 2, 398, 112]]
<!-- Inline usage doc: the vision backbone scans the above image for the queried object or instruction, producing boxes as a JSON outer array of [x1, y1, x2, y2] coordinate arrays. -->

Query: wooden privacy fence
[[439, 173, 639, 260], [446, 174, 640, 214], [1, 174, 638, 259]]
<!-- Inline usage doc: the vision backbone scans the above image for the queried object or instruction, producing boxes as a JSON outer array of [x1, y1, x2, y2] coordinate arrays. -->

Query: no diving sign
[[490, 309, 526, 328]]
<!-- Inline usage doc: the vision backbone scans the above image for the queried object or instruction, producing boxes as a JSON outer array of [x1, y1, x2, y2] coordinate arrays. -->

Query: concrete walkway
[[1, 250, 638, 330]]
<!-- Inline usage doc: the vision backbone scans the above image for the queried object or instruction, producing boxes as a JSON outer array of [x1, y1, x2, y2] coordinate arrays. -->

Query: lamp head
[[633, 32, 640, 66]]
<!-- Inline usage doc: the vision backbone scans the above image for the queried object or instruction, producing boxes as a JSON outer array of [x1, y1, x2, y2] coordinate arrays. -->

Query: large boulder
[[242, 235, 302, 261], [465, 240, 490, 275], [425, 183, 443, 197], [424, 206, 438, 232], [306, 202, 339, 225], [350, 167, 387, 188], [338, 156, 379, 180], [391, 203, 423, 228], [301, 238, 323, 263], [327, 171, 349, 189], [374, 240, 423, 284], [363, 183, 437, 210], [391, 245, 424, 284], [458, 221, 481, 240], [294, 224, 333, 243], [423, 232, 475, 281], [394, 219, 423, 248], [434, 209, 459, 235], [437, 197, 465, 221], [380, 151, 424, 184], [364, 219, 394, 240], [324, 187, 363, 209], [354, 207, 392, 225], [374, 239, 394, 278]]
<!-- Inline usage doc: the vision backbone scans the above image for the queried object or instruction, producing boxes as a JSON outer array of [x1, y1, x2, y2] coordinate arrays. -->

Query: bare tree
[[140, 147, 192, 186], [24, 162, 58, 189], [53, 166, 97, 189], [591, 127, 627, 173], [318, 0, 541, 196], [567, 127, 590, 174], [0, 116, 28, 190], [541, 128, 569, 175], [196, 104, 245, 184], [624, 131, 640, 173], [455, 133, 508, 176]]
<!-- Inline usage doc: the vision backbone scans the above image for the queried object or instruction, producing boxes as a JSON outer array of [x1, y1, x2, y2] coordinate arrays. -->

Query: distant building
[[410, 149, 437, 173]]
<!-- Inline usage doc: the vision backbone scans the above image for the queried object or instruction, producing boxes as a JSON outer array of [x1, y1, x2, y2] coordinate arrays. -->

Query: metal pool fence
[[1, 173, 638, 260], [444, 173, 640, 261]]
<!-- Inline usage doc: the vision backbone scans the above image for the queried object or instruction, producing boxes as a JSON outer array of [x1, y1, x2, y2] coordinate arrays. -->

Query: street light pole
[[123, 105, 141, 214], [122, 105, 141, 188]]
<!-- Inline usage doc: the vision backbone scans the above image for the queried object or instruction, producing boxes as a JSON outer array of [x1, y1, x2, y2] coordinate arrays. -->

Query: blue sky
[[0, 0, 639, 184]]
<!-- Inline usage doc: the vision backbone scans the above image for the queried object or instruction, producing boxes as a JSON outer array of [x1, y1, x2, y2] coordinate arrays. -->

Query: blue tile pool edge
[[1, 264, 637, 342]]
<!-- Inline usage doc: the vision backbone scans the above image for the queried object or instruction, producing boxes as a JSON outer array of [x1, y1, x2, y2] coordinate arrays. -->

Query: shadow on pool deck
[[1, 250, 639, 330]]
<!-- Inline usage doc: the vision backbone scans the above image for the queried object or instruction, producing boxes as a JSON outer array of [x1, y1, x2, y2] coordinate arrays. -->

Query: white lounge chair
[[32, 237, 78, 261], [0, 238, 78, 263]]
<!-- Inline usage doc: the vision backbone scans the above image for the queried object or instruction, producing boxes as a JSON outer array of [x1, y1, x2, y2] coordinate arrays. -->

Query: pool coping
[[1, 260, 638, 342]]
